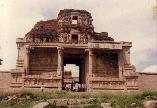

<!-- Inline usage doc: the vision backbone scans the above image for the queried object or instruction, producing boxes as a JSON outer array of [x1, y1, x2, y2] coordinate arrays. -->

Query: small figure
[[65, 84, 71, 91], [41, 82, 44, 92], [75, 82, 79, 92], [71, 80, 75, 91]]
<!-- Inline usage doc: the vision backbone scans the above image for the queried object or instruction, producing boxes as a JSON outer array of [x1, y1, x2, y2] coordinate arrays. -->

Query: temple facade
[[10, 9, 138, 91]]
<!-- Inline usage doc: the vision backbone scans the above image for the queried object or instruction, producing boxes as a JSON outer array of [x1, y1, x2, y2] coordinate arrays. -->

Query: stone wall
[[29, 48, 58, 76], [93, 51, 119, 78], [138, 72, 157, 90], [1, 70, 157, 91], [0, 71, 11, 91]]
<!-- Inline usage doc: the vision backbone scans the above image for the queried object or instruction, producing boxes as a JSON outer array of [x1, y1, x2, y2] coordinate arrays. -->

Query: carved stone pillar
[[17, 44, 20, 60], [88, 48, 93, 77], [118, 51, 123, 80], [57, 47, 63, 91], [87, 48, 93, 92], [25, 45, 30, 75], [124, 47, 131, 65]]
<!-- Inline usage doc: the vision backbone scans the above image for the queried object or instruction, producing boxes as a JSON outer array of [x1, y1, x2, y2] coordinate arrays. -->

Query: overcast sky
[[0, 0, 157, 73]]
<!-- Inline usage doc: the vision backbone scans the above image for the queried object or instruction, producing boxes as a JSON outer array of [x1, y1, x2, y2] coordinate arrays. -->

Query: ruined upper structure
[[24, 9, 113, 44], [11, 9, 138, 92]]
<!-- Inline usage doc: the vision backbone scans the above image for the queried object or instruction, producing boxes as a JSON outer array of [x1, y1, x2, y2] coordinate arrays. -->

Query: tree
[[0, 59, 3, 65]]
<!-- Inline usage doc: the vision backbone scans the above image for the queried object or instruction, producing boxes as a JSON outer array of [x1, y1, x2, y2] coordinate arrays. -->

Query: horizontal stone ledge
[[24, 78, 61, 80], [9, 85, 23, 88], [127, 86, 138, 87], [24, 76, 61, 80], [90, 77, 124, 81], [16, 60, 24, 62], [23, 43, 88, 48], [16, 65, 24, 67], [88, 43, 122, 49], [92, 87, 125, 90], [29, 70, 57, 72], [16, 63, 24, 65], [24, 85, 58, 88], [126, 87, 139, 90], [11, 82, 23, 84], [17, 42, 131, 49]]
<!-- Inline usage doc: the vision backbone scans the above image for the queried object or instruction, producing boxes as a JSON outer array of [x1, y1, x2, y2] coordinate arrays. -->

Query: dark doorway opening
[[71, 16, 78, 24], [62, 54, 86, 92], [71, 34, 78, 44]]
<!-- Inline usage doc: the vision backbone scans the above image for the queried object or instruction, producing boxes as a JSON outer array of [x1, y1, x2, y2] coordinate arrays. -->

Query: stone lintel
[[121, 41, 132, 47], [91, 77, 124, 82], [16, 38, 25, 43], [10, 69, 24, 73], [16, 42, 132, 49], [24, 75, 62, 80], [27, 43, 88, 49], [88, 43, 122, 49]]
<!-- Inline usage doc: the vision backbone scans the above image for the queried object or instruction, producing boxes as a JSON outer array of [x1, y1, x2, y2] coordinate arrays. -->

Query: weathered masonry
[[11, 9, 138, 91]]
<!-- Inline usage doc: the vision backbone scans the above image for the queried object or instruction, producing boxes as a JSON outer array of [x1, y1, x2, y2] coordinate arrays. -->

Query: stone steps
[[16, 60, 24, 68]]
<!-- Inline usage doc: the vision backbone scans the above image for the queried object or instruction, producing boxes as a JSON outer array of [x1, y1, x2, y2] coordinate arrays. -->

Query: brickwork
[[0, 71, 11, 90], [93, 51, 119, 78], [138, 73, 157, 90], [29, 48, 58, 76]]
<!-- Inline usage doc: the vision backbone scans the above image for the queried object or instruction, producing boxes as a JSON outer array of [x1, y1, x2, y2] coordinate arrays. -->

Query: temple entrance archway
[[62, 48, 86, 92]]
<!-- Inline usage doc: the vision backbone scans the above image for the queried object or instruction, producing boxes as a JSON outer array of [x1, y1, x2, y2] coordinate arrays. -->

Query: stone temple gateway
[[11, 9, 138, 91]]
